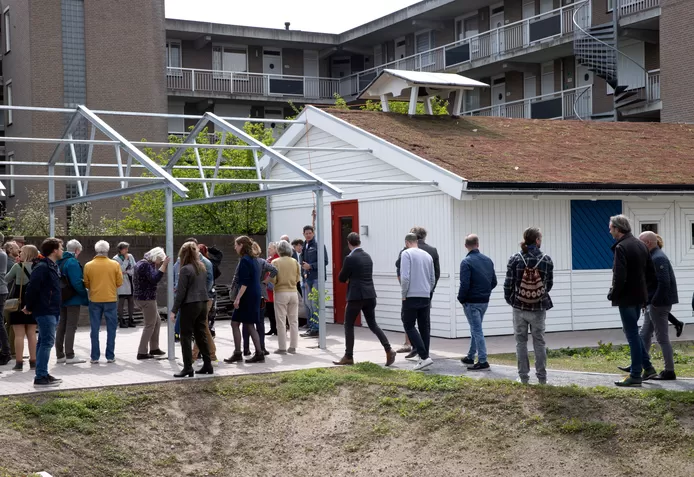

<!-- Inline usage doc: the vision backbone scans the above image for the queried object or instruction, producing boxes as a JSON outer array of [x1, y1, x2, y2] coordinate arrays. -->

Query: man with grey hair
[[55, 239, 89, 364], [400, 233, 435, 371], [84, 240, 123, 364], [608, 214, 657, 387], [635, 231, 678, 380], [0, 231, 11, 365]]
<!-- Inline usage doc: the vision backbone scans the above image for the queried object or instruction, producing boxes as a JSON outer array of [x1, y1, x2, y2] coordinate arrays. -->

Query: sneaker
[[90, 359, 100, 364], [460, 356, 475, 365], [538, 378, 548, 385], [301, 330, 319, 338], [413, 357, 434, 371], [675, 321, 685, 338], [405, 350, 418, 360], [47, 375, 62, 384], [642, 367, 658, 381], [211, 360, 219, 367], [34, 376, 60, 387], [274, 349, 287, 355], [107, 358, 117, 364], [56, 357, 66, 364], [287, 347, 296, 354], [615, 376, 642, 387], [516, 377, 529, 385], [467, 361, 490, 371], [137, 354, 154, 360], [617, 365, 631, 373], [396, 345, 412, 354], [652, 370, 677, 380], [66, 357, 86, 365], [12, 361, 23, 371]]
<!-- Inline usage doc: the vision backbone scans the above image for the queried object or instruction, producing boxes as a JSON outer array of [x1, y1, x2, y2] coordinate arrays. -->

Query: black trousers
[[344, 298, 391, 358], [180, 301, 210, 369], [401, 297, 431, 360]]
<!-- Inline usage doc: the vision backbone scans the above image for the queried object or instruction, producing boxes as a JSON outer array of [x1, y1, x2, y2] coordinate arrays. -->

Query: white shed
[[264, 106, 694, 338]]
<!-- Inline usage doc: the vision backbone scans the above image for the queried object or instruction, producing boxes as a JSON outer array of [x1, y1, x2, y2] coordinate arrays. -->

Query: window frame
[[3, 7, 10, 54], [5, 79, 12, 126], [6, 151, 14, 197], [607, 0, 614, 12], [165, 39, 182, 72]]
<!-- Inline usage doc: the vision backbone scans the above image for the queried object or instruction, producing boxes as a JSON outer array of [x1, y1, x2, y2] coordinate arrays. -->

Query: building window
[[5, 80, 12, 126], [3, 7, 9, 54], [641, 223, 658, 234], [213, 45, 248, 73], [607, 0, 613, 11], [571, 200, 623, 269], [6, 152, 14, 197], [165, 40, 182, 73]]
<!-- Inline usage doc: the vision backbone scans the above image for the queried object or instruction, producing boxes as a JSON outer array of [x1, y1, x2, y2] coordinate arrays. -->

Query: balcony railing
[[647, 69, 660, 102], [338, 1, 587, 97], [617, 0, 660, 17], [461, 85, 593, 120], [167, 68, 340, 100]]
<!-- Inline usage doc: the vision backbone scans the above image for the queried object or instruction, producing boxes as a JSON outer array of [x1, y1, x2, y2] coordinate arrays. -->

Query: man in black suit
[[334, 232, 397, 367]]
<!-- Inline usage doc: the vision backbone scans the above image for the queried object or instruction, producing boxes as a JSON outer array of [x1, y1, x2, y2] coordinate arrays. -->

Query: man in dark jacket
[[300, 225, 328, 338], [333, 233, 396, 367], [458, 234, 497, 370], [395, 226, 440, 359], [636, 231, 678, 380], [23, 238, 64, 387], [608, 215, 657, 387]]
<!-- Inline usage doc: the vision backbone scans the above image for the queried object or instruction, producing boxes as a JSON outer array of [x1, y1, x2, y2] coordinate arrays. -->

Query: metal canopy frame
[[1, 104, 440, 354]]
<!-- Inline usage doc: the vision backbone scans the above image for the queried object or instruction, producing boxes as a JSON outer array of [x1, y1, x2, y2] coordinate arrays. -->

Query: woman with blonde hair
[[6, 245, 39, 371], [654, 235, 685, 337], [169, 242, 212, 377]]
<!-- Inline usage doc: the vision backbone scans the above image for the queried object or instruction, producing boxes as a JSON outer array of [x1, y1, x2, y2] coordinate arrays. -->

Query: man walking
[[400, 233, 436, 371], [300, 225, 328, 338], [0, 233, 12, 365], [504, 227, 554, 385], [608, 215, 658, 387], [395, 226, 440, 359], [333, 233, 396, 367], [84, 240, 123, 364], [458, 234, 497, 370], [56, 239, 89, 364], [23, 238, 63, 387]]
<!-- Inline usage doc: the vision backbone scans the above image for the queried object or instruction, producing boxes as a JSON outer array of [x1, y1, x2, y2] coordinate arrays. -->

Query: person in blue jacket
[[56, 239, 89, 365], [300, 225, 328, 338], [458, 234, 497, 371]]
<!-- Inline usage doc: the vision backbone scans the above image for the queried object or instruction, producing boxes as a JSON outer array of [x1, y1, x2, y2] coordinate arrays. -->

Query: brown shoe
[[333, 355, 354, 366], [385, 349, 397, 367]]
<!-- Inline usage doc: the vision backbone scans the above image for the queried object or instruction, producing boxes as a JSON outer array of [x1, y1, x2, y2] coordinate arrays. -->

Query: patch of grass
[[558, 418, 618, 441], [489, 341, 694, 377]]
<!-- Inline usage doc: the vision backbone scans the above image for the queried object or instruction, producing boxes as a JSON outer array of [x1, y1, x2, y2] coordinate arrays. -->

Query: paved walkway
[[1, 322, 692, 396]]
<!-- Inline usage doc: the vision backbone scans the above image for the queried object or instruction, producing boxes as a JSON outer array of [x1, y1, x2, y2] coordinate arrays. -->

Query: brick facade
[[661, 0, 694, 123]]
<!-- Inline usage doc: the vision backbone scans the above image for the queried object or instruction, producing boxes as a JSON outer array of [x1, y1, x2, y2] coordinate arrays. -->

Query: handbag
[[5, 264, 28, 312]]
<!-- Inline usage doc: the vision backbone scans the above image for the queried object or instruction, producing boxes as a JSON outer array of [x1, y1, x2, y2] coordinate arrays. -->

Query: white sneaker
[[212, 360, 219, 367], [56, 357, 66, 364], [107, 358, 117, 364], [66, 357, 86, 365], [413, 357, 434, 371], [516, 377, 529, 385], [90, 359, 99, 364]]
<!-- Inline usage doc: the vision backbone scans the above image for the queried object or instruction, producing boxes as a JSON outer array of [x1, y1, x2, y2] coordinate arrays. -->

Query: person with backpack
[[6, 245, 39, 371], [55, 240, 89, 365], [503, 227, 554, 385]]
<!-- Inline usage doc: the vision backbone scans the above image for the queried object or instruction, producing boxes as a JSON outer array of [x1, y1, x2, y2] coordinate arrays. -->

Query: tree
[[119, 122, 274, 235], [3, 190, 65, 236]]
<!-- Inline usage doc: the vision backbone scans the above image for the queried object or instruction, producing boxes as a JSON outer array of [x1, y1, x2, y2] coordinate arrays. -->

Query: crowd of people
[[0, 212, 687, 388]]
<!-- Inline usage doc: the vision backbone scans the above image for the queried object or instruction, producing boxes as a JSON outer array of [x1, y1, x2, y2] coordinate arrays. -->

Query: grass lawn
[[1, 364, 694, 477], [489, 341, 694, 377]]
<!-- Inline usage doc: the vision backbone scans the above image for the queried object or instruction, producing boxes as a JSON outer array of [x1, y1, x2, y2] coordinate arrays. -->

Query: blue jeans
[[35, 314, 59, 379], [304, 279, 318, 331], [89, 302, 118, 361], [463, 302, 489, 363], [618, 306, 653, 379], [175, 310, 181, 335]]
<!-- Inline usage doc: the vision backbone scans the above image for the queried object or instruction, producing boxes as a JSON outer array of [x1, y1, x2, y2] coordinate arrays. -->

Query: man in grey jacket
[[0, 232, 11, 365], [400, 233, 435, 371]]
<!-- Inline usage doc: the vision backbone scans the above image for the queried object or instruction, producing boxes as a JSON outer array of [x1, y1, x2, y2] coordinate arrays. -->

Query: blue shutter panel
[[571, 200, 622, 270]]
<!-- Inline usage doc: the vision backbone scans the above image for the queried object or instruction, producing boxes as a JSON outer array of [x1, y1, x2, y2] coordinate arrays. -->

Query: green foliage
[[2, 190, 65, 236], [119, 123, 274, 235], [333, 93, 349, 110], [361, 96, 450, 115], [308, 285, 331, 323]]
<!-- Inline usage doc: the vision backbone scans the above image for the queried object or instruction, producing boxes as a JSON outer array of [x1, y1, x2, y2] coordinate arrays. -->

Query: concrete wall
[[248, 45, 263, 73], [591, 0, 613, 26], [644, 42, 659, 71], [435, 18, 456, 47], [661, 0, 693, 123], [592, 75, 614, 115]]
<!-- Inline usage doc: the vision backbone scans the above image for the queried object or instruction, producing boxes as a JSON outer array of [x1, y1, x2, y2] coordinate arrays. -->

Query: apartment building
[[165, 0, 689, 125]]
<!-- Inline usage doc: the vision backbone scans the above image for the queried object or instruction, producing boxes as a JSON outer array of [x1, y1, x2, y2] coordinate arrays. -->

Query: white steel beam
[[50, 183, 168, 208], [210, 132, 226, 197], [165, 116, 211, 168], [67, 133, 84, 197], [83, 125, 97, 195], [115, 146, 126, 189], [172, 184, 318, 208], [48, 111, 83, 165], [193, 144, 210, 198]]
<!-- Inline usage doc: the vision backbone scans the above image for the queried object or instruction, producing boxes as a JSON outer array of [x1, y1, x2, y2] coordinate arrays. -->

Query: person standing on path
[[133, 247, 169, 360], [400, 233, 436, 371], [271, 240, 301, 354], [0, 232, 13, 365], [636, 232, 678, 380], [84, 240, 123, 364], [265, 242, 280, 336], [300, 225, 328, 338], [504, 227, 554, 385], [3, 240, 19, 360], [395, 226, 440, 359], [608, 215, 658, 387], [458, 234, 497, 371], [6, 245, 39, 371], [55, 240, 89, 365], [23, 238, 63, 387], [334, 233, 396, 367], [114, 242, 137, 329]]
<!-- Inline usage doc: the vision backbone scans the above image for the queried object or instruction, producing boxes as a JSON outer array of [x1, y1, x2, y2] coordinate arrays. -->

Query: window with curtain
[[213, 46, 247, 72], [166, 40, 182, 76]]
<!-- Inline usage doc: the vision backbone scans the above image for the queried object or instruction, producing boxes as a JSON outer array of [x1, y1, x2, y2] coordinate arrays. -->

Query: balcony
[[617, 0, 660, 18], [462, 85, 593, 120], [166, 68, 340, 102], [338, 1, 586, 98], [647, 69, 660, 102]]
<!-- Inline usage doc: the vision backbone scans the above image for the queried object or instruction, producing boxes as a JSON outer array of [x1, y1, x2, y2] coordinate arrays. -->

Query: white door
[[415, 31, 433, 69], [304, 50, 319, 98], [491, 77, 506, 116], [575, 64, 593, 117], [263, 49, 282, 75], [463, 15, 480, 56], [394, 36, 407, 63], [490, 5, 505, 54], [374, 45, 383, 67]]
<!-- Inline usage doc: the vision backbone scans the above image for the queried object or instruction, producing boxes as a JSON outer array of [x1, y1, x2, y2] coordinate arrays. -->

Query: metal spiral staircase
[[572, 0, 648, 120]]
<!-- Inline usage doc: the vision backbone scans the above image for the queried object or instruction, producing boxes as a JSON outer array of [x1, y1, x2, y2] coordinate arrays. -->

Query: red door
[[331, 200, 360, 325]]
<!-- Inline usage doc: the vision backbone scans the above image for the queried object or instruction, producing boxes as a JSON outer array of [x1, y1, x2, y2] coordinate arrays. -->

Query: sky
[[165, 0, 422, 34]]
